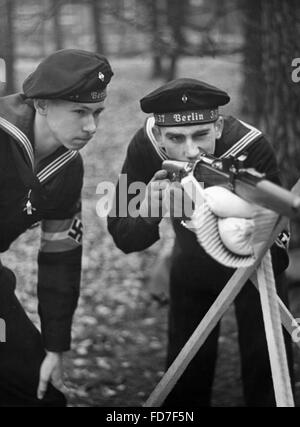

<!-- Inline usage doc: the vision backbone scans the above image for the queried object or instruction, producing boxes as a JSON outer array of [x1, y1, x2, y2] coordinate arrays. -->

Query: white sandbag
[[204, 186, 255, 218], [218, 217, 255, 256]]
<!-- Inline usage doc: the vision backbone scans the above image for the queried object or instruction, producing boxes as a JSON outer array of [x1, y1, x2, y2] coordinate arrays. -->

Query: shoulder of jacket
[[218, 116, 263, 158], [64, 152, 84, 179]]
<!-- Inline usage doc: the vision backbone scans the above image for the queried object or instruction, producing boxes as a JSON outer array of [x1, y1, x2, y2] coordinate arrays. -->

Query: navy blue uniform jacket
[[0, 94, 83, 352], [108, 116, 288, 272]]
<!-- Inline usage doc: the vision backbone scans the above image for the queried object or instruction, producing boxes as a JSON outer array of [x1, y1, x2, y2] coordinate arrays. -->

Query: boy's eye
[[194, 132, 209, 139], [170, 136, 183, 143]]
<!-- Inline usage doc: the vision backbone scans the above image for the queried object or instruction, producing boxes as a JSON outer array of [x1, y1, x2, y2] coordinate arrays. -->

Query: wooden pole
[[144, 216, 286, 406]]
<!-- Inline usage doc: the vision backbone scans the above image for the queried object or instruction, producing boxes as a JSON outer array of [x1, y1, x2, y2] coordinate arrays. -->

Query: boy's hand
[[139, 170, 170, 223], [37, 352, 66, 400]]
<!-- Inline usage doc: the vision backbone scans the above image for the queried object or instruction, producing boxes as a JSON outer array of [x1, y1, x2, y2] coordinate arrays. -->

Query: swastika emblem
[[68, 218, 83, 244]]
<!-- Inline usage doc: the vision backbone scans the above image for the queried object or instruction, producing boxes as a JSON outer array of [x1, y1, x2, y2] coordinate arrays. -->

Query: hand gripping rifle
[[163, 153, 300, 220]]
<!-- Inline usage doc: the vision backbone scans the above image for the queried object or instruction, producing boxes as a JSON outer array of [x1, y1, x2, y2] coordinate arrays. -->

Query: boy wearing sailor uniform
[[0, 49, 113, 406], [107, 78, 294, 407]]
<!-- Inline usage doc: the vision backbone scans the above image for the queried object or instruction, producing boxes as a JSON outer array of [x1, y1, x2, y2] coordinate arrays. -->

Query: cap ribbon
[[154, 109, 219, 126]]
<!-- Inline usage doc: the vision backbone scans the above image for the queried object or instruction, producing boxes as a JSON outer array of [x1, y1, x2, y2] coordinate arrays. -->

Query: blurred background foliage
[[1, 0, 300, 243], [0, 0, 299, 186], [0, 0, 300, 406]]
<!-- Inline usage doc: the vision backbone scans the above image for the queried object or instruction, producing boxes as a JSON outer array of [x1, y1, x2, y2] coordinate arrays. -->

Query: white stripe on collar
[[0, 116, 34, 168], [37, 150, 78, 183], [0, 115, 78, 183], [221, 129, 258, 158], [146, 116, 262, 162], [220, 119, 262, 159], [146, 116, 168, 161]]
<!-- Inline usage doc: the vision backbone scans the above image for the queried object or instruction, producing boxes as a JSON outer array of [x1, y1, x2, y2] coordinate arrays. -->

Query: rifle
[[162, 153, 300, 220]]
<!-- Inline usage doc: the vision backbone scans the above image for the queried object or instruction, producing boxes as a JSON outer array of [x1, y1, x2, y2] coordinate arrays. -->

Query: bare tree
[[242, 0, 300, 189], [242, 0, 300, 246], [241, 0, 264, 127], [147, 0, 164, 78], [90, 0, 105, 53], [165, 0, 188, 81], [261, 0, 300, 189], [51, 0, 64, 51]]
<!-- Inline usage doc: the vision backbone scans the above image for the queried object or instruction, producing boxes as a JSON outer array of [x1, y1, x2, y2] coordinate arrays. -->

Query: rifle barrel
[[162, 160, 300, 220], [234, 179, 300, 220]]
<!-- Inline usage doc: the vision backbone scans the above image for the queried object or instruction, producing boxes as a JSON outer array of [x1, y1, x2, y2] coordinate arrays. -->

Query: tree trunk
[[260, 0, 300, 247], [261, 0, 300, 189], [148, 0, 163, 78], [165, 0, 187, 81], [91, 0, 105, 53], [52, 0, 64, 51], [117, 0, 127, 53], [241, 0, 264, 127]]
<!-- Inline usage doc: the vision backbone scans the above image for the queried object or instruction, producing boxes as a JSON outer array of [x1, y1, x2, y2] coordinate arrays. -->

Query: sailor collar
[[144, 115, 262, 161], [0, 96, 78, 186]]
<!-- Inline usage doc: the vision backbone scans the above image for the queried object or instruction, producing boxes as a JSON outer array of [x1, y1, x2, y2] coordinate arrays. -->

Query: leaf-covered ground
[[3, 56, 300, 407]]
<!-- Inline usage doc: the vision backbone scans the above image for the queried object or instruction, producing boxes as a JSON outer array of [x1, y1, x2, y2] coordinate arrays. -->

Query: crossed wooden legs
[[144, 215, 299, 407]]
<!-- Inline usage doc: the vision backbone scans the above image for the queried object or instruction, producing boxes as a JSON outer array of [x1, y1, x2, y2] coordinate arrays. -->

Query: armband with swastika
[[41, 215, 83, 253], [68, 218, 83, 244]]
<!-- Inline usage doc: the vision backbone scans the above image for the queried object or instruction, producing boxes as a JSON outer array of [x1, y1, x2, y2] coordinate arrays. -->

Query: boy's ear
[[214, 116, 224, 140], [33, 99, 49, 116], [153, 125, 164, 147]]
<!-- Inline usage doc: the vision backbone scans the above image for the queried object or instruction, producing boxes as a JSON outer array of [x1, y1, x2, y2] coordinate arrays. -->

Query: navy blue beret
[[140, 78, 230, 126], [23, 49, 113, 103]]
